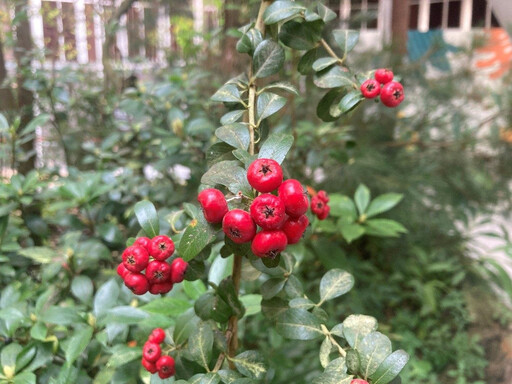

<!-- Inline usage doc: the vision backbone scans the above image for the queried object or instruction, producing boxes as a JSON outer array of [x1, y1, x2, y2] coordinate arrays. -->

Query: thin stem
[[321, 324, 347, 357], [320, 39, 343, 64]]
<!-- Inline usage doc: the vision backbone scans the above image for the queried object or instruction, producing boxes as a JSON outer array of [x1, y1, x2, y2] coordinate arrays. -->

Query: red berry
[[146, 260, 172, 284], [149, 282, 173, 294], [360, 79, 380, 99], [170, 258, 188, 283], [156, 355, 175, 378], [197, 188, 229, 223], [134, 236, 151, 249], [278, 179, 309, 218], [250, 194, 286, 230], [247, 158, 283, 193], [141, 357, 158, 373], [374, 68, 394, 84], [124, 273, 150, 295], [351, 380, 369, 384], [148, 235, 175, 261], [311, 196, 326, 216], [148, 328, 166, 344], [380, 81, 404, 108], [282, 215, 309, 244], [251, 230, 288, 258], [122, 245, 149, 273], [317, 204, 330, 220], [222, 209, 257, 243], [143, 342, 161, 363], [317, 190, 329, 203], [116, 262, 129, 278]]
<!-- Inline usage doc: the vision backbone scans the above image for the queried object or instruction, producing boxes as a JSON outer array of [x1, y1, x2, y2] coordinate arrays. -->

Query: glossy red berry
[[148, 328, 166, 344], [282, 215, 309, 244], [156, 355, 175, 379], [146, 260, 171, 284], [143, 342, 161, 363], [197, 188, 229, 223], [360, 79, 380, 99], [122, 245, 149, 273], [149, 282, 173, 294], [251, 230, 288, 258], [141, 357, 158, 373], [170, 258, 188, 283], [134, 236, 151, 249], [116, 262, 129, 278], [317, 204, 330, 220], [250, 194, 286, 230], [148, 235, 175, 261], [278, 179, 309, 218], [124, 273, 150, 295], [222, 209, 257, 243], [247, 158, 283, 193], [374, 68, 394, 84], [317, 190, 329, 203], [350, 380, 369, 384], [311, 196, 326, 216], [380, 81, 404, 108]]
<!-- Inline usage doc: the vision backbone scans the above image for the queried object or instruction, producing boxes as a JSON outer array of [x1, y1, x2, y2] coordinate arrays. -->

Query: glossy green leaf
[[240, 294, 262, 316], [329, 194, 357, 220], [332, 29, 359, 55], [0, 113, 8, 133], [370, 350, 409, 384], [188, 322, 214, 370], [201, 160, 252, 195], [366, 194, 404, 218], [339, 90, 364, 113], [354, 184, 371, 214], [19, 114, 50, 137], [320, 337, 333, 368], [339, 223, 365, 243], [215, 124, 250, 150], [141, 297, 191, 316], [342, 314, 378, 349], [258, 133, 294, 164], [253, 40, 285, 79], [317, 89, 345, 122], [314, 66, 354, 89], [65, 326, 93, 364], [261, 277, 286, 300], [211, 84, 242, 103], [106, 345, 141, 368], [263, 1, 306, 24], [313, 57, 338, 72], [261, 297, 288, 320], [14, 345, 36, 373], [134, 200, 159, 238], [259, 81, 298, 95], [71, 276, 93, 304], [312, 357, 353, 384], [358, 332, 392, 379], [298, 48, 320, 75], [18, 247, 54, 264], [12, 372, 36, 384], [289, 297, 315, 309], [220, 110, 245, 125], [217, 278, 245, 317], [279, 20, 323, 50], [183, 279, 207, 300], [257, 92, 286, 123], [276, 308, 323, 340], [209, 255, 233, 285], [237, 29, 263, 54], [178, 216, 217, 262], [103, 306, 149, 324], [93, 279, 119, 318], [199, 373, 221, 384], [174, 309, 201, 345], [364, 219, 408, 237], [319, 269, 354, 303], [39, 306, 82, 326], [317, 2, 337, 22], [230, 351, 266, 380]]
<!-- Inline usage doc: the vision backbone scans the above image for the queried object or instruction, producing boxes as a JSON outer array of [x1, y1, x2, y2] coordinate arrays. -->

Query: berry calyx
[[122, 245, 149, 273], [282, 215, 309, 244], [360, 79, 380, 99], [250, 194, 286, 230], [251, 230, 288, 258], [146, 260, 171, 284], [124, 273, 150, 295], [374, 68, 394, 84], [197, 188, 229, 223], [149, 282, 173, 294], [156, 355, 175, 379], [380, 81, 404, 108], [134, 236, 151, 249], [350, 380, 369, 384], [148, 328, 166, 344], [141, 357, 158, 374], [247, 158, 283, 193], [170, 258, 188, 283], [278, 179, 309, 218], [148, 235, 175, 261], [116, 262, 129, 278], [142, 342, 161, 363], [222, 209, 257, 243]]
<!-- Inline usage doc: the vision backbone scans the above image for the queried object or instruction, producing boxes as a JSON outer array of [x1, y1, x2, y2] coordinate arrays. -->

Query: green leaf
[[93, 279, 119, 318], [39, 306, 82, 326], [134, 200, 160, 238], [103, 306, 149, 325], [312, 358, 353, 384], [199, 373, 221, 384], [174, 308, 201, 345], [220, 110, 245, 125], [263, 1, 306, 24], [339, 90, 364, 113], [70, 276, 93, 304], [261, 297, 288, 320], [276, 308, 323, 340], [354, 184, 371, 215], [298, 48, 320, 75], [329, 194, 357, 220], [194, 292, 232, 323], [261, 278, 286, 300], [30, 322, 47, 340], [141, 297, 191, 316], [201, 160, 252, 195], [317, 89, 345, 122], [237, 29, 263, 54], [230, 351, 266, 380], [259, 81, 298, 95], [12, 372, 36, 384], [279, 20, 323, 50], [217, 278, 245, 318], [209, 255, 234, 286], [319, 269, 354, 304], [178, 216, 217, 262], [240, 294, 262, 316], [64, 326, 93, 365], [339, 223, 365, 243], [211, 84, 242, 103], [216, 124, 250, 150], [253, 40, 285, 79], [366, 194, 404, 218], [0, 113, 8, 133], [289, 297, 315, 309], [106, 345, 141, 368], [332, 29, 359, 55], [183, 280, 207, 300], [370, 350, 409, 384], [313, 57, 338, 72], [320, 337, 333, 368], [18, 247, 54, 264], [358, 332, 392, 379], [15, 345, 36, 373], [19, 114, 50, 137], [314, 66, 354, 89], [257, 92, 287, 123], [342, 314, 378, 349], [188, 322, 214, 370], [258, 133, 294, 164], [364, 219, 408, 237], [317, 3, 337, 22]]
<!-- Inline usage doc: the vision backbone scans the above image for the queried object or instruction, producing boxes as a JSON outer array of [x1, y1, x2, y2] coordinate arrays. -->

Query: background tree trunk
[[0, 37, 15, 111], [221, 0, 242, 75], [391, 0, 410, 57]]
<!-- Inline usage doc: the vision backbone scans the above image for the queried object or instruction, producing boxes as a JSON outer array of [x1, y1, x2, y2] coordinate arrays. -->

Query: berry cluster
[[141, 328, 175, 379], [311, 190, 330, 220], [198, 158, 315, 259], [116, 235, 188, 295], [351, 379, 369, 384], [360, 68, 404, 108]]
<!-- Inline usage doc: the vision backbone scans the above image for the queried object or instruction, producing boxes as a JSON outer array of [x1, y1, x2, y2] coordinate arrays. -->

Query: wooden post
[[391, 0, 410, 56]]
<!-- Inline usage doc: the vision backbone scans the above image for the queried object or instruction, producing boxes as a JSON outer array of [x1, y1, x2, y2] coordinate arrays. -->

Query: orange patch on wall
[[475, 28, 512, 79]]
